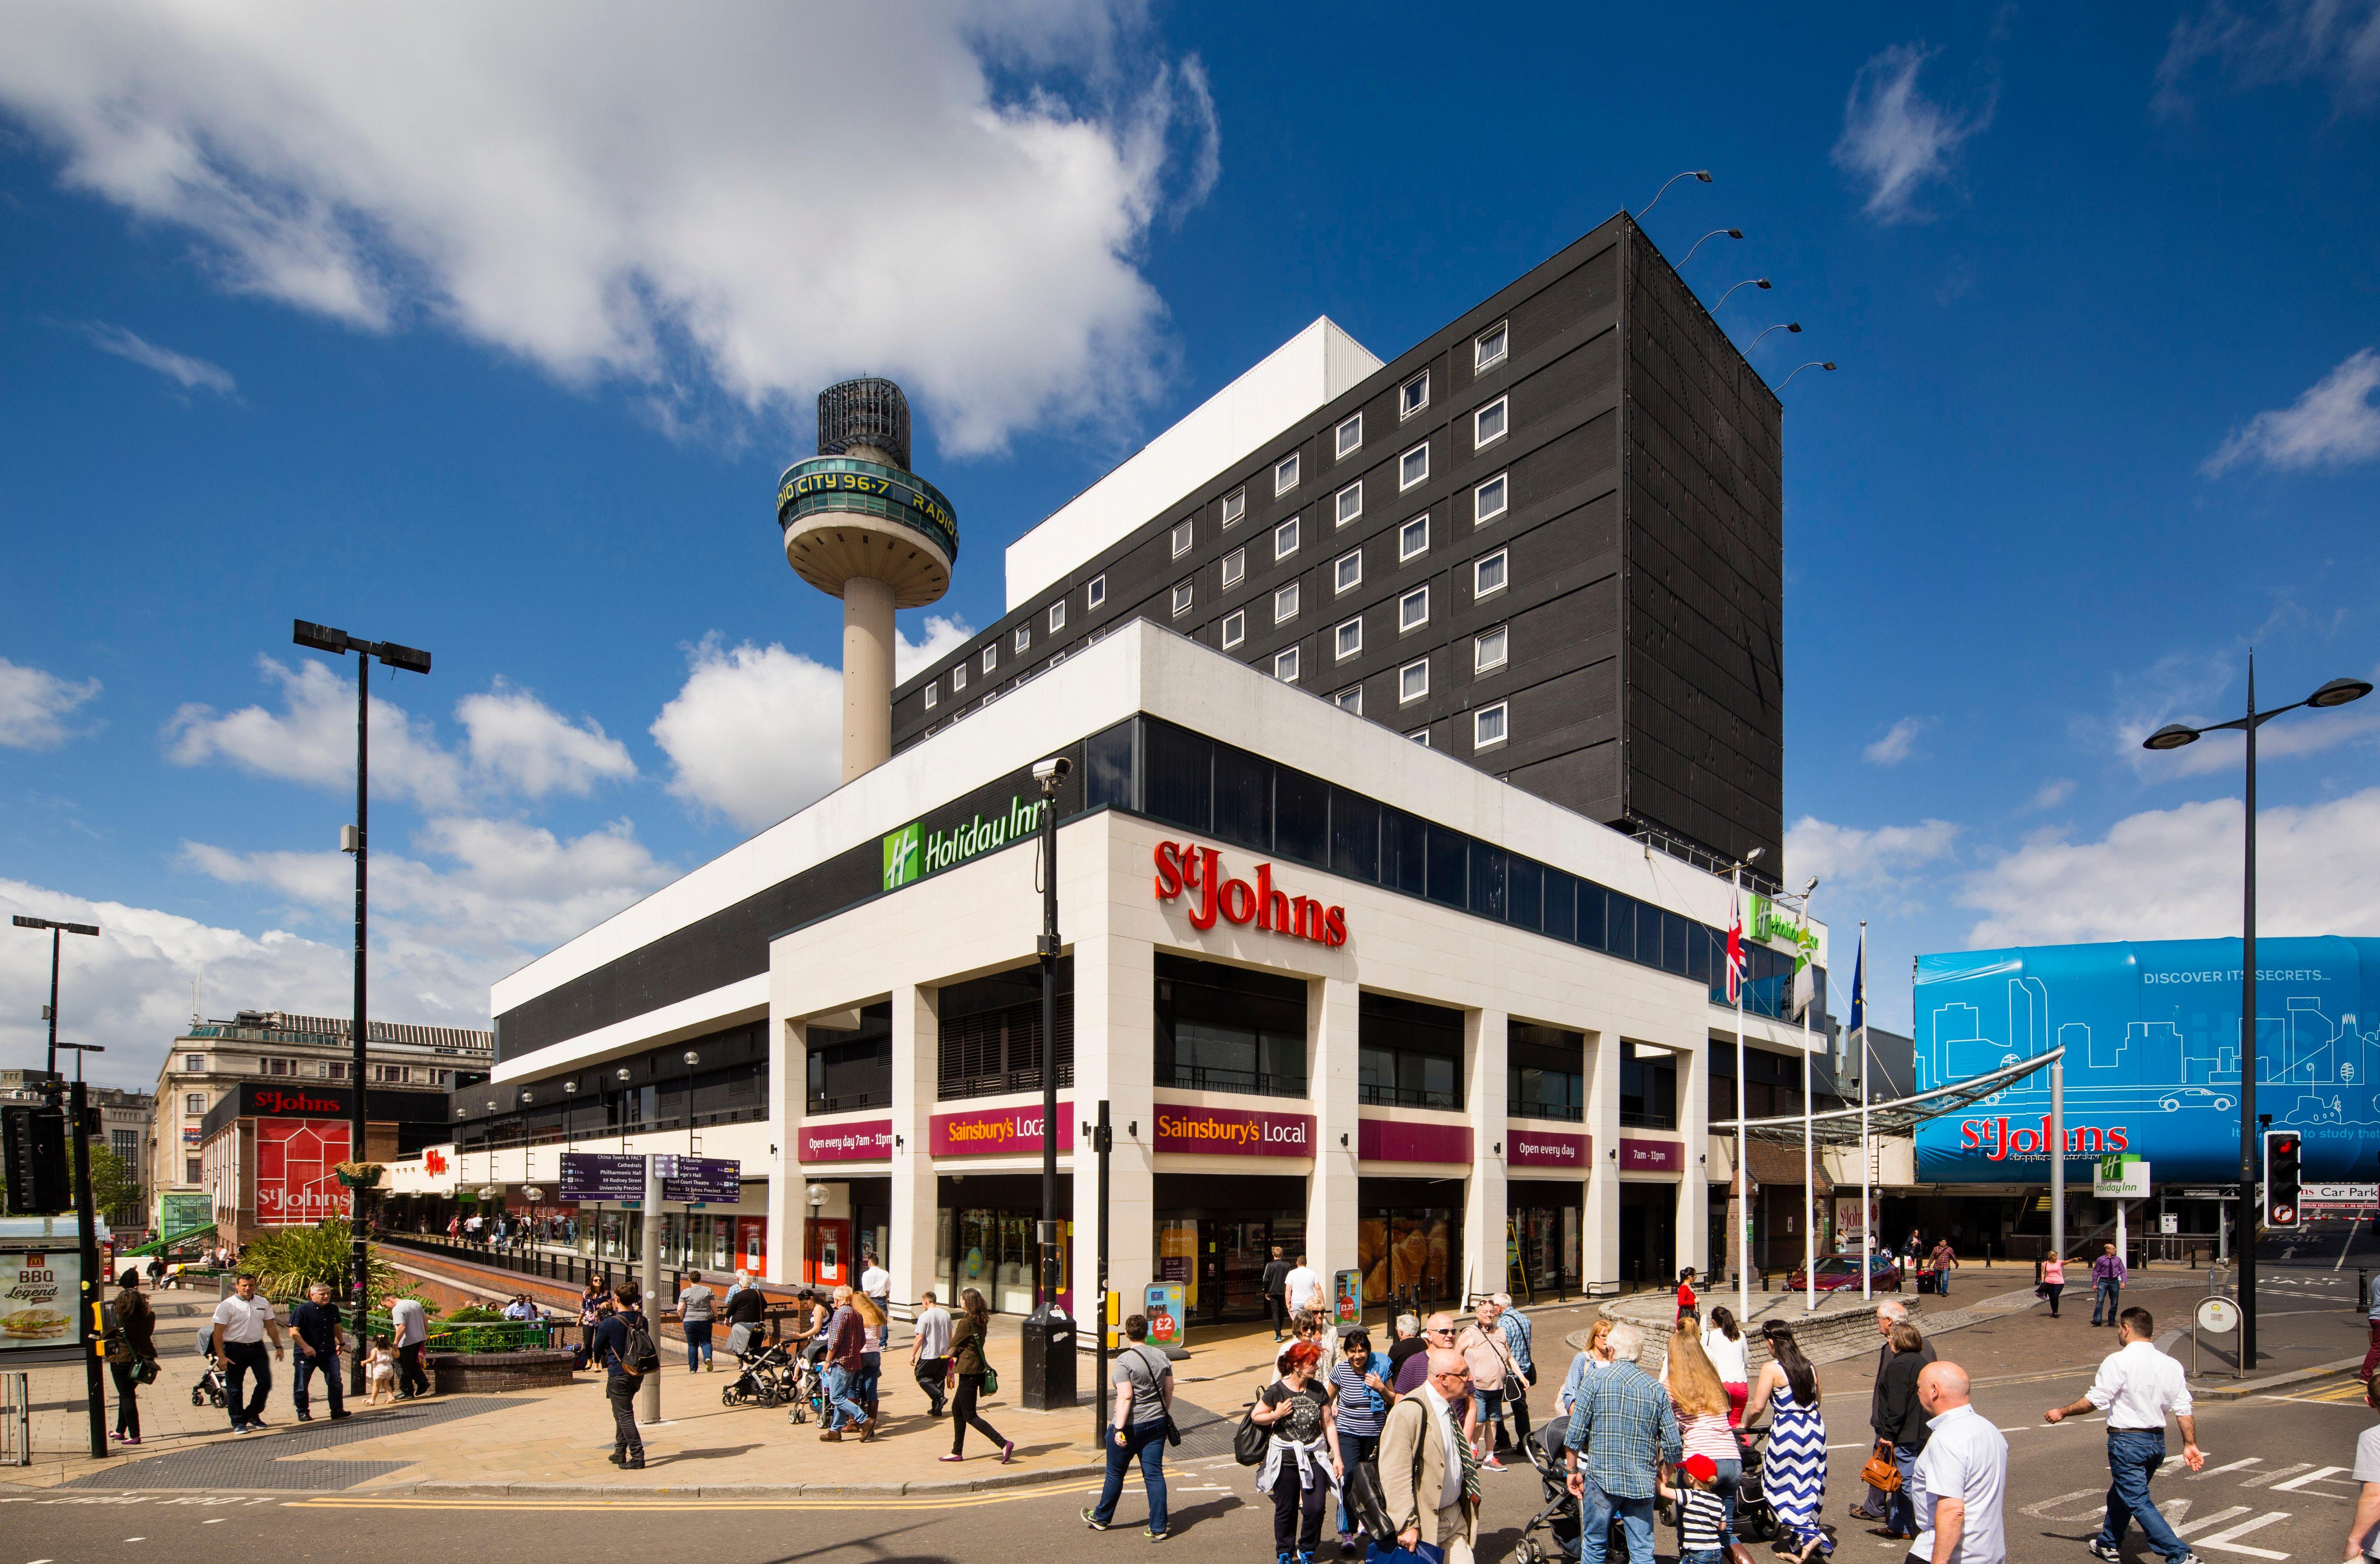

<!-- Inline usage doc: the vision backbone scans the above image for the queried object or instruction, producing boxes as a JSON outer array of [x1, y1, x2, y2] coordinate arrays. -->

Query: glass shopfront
[[1507, 1188, 1582, 1298], [1620, 1182, 1677, 1288], [1358, 1177, 1461, 1313], [1153, 1173, 1304, 1323], [937, 1173, 1073, 1315]]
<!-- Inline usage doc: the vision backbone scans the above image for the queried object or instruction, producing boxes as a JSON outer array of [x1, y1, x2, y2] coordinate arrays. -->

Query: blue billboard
[[1910, 936, 2380, 1184]]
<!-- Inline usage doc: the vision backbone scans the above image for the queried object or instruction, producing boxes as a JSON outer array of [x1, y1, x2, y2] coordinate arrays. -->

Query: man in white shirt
[[909, 1289, 953, 1418], [1282, 1254, 1323, 1319], [209, 1274, 285, 1434], [2045, 1306, 2205, 1564], [1908, 1360, 2007, 1564], [388, 1293, 432, 1400], [860, 1255, 891, 1313]]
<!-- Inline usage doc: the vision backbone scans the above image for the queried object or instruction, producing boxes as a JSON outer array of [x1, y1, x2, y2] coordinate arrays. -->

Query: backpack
[[619, 1314, 662, 1376]]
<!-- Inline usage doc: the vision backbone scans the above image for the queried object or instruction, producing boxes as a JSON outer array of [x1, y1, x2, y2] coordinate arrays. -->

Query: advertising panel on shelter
[[256, 1117, 351, 1224], [1911, 936, 2380, 1183]]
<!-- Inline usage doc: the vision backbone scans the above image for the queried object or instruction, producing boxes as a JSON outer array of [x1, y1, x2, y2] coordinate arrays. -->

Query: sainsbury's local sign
[[1153, 841, 1347, 946]]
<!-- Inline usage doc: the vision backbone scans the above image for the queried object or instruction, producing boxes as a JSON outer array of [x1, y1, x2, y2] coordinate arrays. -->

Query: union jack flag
[[1725, 886, 1746, 1005]]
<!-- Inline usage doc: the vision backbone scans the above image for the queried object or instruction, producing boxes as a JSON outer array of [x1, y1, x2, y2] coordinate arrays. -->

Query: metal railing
[[1160, 1064, 1308, 1100], [1507, 1099, 1585, 1123], [0, 1374, 25, 1467]]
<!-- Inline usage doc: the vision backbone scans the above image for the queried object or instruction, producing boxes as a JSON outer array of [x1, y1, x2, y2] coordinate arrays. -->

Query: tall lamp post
[[12, 915, 99, 1079], [290, 620, 431, 1365], [2141, 660, 2370, 1373], [10, 916, 102, 1457], [1024, 753, 1073, 1410], [1728, 847, 1765, 1318]]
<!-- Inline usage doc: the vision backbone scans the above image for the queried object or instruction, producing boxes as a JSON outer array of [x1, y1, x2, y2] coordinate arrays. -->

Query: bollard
[[2360, 1269, 2369, 1313]]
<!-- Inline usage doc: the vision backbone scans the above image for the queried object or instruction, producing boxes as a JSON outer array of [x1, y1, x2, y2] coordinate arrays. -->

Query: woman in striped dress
[[1746, 1322, 1833, 1562]]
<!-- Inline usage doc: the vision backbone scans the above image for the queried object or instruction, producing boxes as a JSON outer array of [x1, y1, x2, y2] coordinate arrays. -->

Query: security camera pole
[[1024, 753, 1073, 1409]]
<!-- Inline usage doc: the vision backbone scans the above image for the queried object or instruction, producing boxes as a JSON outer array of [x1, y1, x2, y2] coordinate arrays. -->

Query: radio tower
[[775, 379, 959, 782]]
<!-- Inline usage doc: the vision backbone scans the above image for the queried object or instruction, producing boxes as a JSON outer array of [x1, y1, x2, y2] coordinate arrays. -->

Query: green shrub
[[238, 1221, 403, 1303], [442, 1305, 503, 1323]]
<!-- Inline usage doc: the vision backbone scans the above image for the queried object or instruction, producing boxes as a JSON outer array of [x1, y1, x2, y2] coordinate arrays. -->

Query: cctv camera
[[1032, 755, 1072, 783]]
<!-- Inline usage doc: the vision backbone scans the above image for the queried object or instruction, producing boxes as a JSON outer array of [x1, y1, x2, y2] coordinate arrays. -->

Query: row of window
[[1168, 473, 1511, 625], [1192, 433, 1510, 564]]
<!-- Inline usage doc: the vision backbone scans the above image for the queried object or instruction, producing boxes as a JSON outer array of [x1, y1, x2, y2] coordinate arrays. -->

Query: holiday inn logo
[[882, 822, 922, 889]]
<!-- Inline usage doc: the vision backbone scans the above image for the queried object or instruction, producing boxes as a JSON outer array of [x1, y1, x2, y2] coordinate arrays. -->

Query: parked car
[[1786, 1252, 1903, 1293]]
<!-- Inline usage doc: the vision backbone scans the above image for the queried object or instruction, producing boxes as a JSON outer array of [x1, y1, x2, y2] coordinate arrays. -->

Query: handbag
[[130, 1355, 159, 1386], [1859, 1439, 1903, 1492], [1233, 1399, 1271, 1466], [981, 1363, 999, 1397]]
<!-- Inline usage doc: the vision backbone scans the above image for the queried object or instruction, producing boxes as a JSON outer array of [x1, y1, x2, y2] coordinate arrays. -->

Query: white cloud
[[0, 658, 102, 749], [73, 320, 235, 395], [455, 680, 635, 799], [897, 614, 976, 685], [1833, 43, 1995, 223], [165, 656, 637, 807], [2027, 777, 2077, 812], [0, 3, 1220, 454], [2202, 348, 2380, 476], [2155, 0, 2380, 117], [1961, 788, 2380, 947], [650, 637, 844, 832], [1863, 715, 1930, 766], [1786, 815, 1961, 893]]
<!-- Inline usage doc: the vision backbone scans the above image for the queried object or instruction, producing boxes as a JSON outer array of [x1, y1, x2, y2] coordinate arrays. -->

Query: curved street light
[[1714, 278, 1771, 310], [2141, 662, 2369, 1375], [1640, 169, 1712, 218], [1750, 322, 1802, 349], [1681, 227, 1742, 266], [1781, 360, 1836, 387]]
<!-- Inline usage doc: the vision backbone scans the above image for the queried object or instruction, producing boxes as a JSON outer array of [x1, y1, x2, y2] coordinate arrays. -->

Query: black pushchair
[[1732, 1421, 1780, 1546], [189, 1325, 228, 1408], [721, 1325, 796, 1408], [1517, 1413, 1585, 1564]]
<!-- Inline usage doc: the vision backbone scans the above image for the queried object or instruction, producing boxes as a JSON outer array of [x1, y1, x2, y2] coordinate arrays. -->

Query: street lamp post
[[1682, 227, 1743, 266], [1024, 753, 1073, 1411], [2141, 660, 2370, 1373], [291, 619, 431, 1373], [1749, 322, 1802, 350], [1714, 278, 1772, 311], [1729, 847, 1766, 1318], [59, 1039, 106, 1459], [1637, 169, 1712, 219], [11, 915, 98, 1079], [1781, 362, 1836, 388]]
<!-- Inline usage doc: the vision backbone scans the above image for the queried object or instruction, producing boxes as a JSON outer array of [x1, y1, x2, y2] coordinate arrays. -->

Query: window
[[185, 1158, 203, 1184], [184, 1092, 205, 1115], [1222, 546, 1246, 588], [1273, 646, 1301, 683], [1473, 395, 1508, 449], [1509, 1023, 1584, 1122], [1400, 657, 1430, 703], [327, 1061, 346, 1079], [267, 1058, 289, 1077], [1155, 953, 1308, 1098], [1222, 609, 1246, 648], [1087, 573, 1107, 609], [1359, 992, 1463, 1110], [1048, 599, 1067, 632], [1399, 442, 1429, 491], [1334, 549, 1363, 593], [1221, 489, 1245, 528], [1474, 549, 1508, 598], [1334, 481, 1363, 528], [1274, 452, 1300, 495], [1398, 515, 1429, 561], [1273, 515, 1300, 561], [1621, 1042, 1678, 1130], [1335, 686, 1363, 714], [1171, 580, 1194, 617], [1475, 625, 1509, 672], [952, 663, 967, 692], [1399, 585, 1430, 632], [1474, 702, 1508, 750], [1013, 626, 1031, 654], [1400, 371, 1429, 418], [924, 684, 939, 710], [981, 645, 997, 675], [1335, 616, 1363, 660], [1335, 412, 1363, 458], [1474, 472, 1509, 525], [1409, 727, 1431, 745], [183, 1054, 203, 1072], [1475, 320, 1508, 371], [1170, 518, 1194, 558], [1274, 581, 1300, 624]]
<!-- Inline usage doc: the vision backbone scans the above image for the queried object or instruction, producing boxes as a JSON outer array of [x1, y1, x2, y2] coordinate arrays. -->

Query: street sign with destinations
[[559, 1152, 646, 1202], [656, 1154, 740, 1204]]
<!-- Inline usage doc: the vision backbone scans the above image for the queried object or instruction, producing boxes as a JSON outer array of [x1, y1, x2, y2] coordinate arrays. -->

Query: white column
[[1465, 1007, 1509, 1303], [769, 1017, 806, 1287], [1071, 927, 1155, 1323], [1584, 1027, 1622, 1288], [1309, 976, 1363, 1296], [1676, 1038, 1711, 1277], [840, 576, 896, 783], [888, 983, 939, 1309]]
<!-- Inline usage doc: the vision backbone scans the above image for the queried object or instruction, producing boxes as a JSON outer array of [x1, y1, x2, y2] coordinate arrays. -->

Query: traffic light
[[2264, 1129, 2302, 1229], [1, 1104, 72, 1215]]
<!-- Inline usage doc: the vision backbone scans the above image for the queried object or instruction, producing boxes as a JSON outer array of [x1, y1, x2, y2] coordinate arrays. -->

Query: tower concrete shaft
[[841, 576, 896, 782]]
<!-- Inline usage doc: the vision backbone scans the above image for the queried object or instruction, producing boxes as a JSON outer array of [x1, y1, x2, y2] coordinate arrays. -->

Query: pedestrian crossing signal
[[2263, 1130, 2301, 1229]]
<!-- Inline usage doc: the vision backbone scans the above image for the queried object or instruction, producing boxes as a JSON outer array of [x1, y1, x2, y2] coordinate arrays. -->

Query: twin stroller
[[720, 1323, 800, 1408]]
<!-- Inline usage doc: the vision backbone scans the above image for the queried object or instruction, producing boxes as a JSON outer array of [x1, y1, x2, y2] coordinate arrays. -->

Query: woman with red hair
[[1252, 1339, 1344, 1564]]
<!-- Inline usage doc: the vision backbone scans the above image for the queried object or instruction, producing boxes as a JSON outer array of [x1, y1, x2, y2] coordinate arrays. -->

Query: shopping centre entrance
[[1154, 1172, 1304, 1324], [1619, 1182, 1676, 1288]]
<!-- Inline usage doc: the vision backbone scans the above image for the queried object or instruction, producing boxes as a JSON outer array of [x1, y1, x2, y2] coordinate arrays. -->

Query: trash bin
[[1019, 1305, 1077, 1411]]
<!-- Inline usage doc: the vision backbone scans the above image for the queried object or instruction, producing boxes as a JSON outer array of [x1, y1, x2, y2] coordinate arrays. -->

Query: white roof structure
[[1002, 318, 1382, 610]]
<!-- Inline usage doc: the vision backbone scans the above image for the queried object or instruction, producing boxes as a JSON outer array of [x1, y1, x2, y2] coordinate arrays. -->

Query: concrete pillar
[[888, 983, 940, 1310], [841, 575, 896, 782], [1070, 926, 1155, 1326], [1584, 1026, 1621, 1288], [1309, 976, 1363, 1299], [768, 1017, 806, 1287], [1676, 1037, 1711, 1277], [1465, 1007, 1509, 1303]]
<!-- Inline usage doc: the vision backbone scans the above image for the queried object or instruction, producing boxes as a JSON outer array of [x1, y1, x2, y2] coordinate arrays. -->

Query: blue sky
[[2, 2, 2376, 1088]]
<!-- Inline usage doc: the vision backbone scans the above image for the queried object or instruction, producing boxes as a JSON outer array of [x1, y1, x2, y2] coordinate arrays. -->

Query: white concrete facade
[[423, 623, 1824, 1314]]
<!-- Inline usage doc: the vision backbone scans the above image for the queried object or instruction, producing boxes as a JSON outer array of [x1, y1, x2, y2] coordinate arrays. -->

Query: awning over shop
[[1713, 1045, 2067, 1148]]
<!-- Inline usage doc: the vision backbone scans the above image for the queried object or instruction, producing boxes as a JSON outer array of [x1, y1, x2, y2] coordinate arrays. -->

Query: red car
[[1786, 1253, 1903, 1293]]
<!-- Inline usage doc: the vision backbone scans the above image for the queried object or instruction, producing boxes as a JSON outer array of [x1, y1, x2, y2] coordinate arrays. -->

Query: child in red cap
[[1668, 1453, 1729, 1564]]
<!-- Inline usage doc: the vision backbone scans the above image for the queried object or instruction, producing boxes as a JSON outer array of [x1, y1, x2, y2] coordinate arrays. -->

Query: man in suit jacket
[[1379, 1348, 1479, 1564]]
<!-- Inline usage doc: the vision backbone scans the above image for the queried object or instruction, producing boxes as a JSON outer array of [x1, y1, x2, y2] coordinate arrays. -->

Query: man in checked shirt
[[1564, 1321, 1683, 1564]]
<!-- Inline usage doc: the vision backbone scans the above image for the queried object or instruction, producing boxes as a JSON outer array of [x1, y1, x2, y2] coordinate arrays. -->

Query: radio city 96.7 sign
[[1153, 841, 1347, 946]]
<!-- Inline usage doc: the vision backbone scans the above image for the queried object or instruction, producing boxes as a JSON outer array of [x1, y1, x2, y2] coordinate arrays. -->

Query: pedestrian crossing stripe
[[2273, 1375, 2370, 1403]]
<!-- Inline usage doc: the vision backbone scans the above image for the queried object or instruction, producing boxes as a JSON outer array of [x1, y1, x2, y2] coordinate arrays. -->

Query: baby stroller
[[1516, 1413, 1585, 1564], [190, 1325, 228, 1409], [722, 1327, 795, 1408], [783, 1351, 827, 1425], [1732, 1422, 1779, 1547]]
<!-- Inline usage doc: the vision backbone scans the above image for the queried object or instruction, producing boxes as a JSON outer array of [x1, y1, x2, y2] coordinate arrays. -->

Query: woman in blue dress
[[1747, 1321, 1833, 1562]]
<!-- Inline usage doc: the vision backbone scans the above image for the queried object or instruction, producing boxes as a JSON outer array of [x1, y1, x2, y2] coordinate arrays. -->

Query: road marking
[[2270, 1465, 2351, 1492], [2196, 1458, 2263, 1481], [2022, 1487, 2109, 1521], [2173, 1506, 2252, 1536], [2242, 1463, 2317, 1487], [285, 1477, 1092, 1514], [2191, 1511, 2292, 1558]]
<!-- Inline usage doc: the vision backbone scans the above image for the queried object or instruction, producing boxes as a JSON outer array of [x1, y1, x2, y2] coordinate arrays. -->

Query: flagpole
[[1859, 921, 1873, 1304], [1802, 939, 1816, 1315], [1734, 863, 1751, 1321]]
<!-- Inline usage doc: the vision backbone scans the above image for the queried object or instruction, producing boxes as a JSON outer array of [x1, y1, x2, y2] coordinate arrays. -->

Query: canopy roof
[[1711, 1045, 2067, 1147]]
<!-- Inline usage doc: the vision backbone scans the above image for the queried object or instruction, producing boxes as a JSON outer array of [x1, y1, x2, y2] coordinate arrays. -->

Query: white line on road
[[2243, 1463, 2318, 1487], [2270, 1465, 2351, 1492], [2191, 1511, 2293, 1558], [2174, 1507, 2253, 1537], [2196, 1457, 2265, 1481]]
